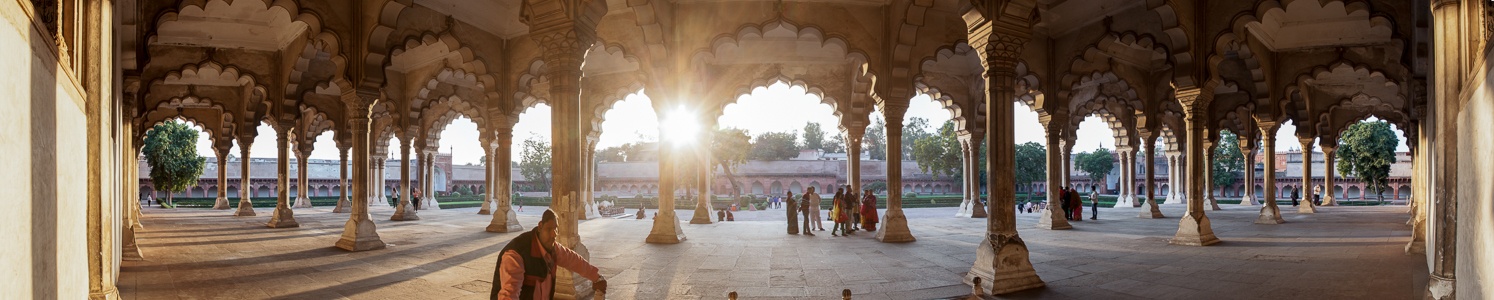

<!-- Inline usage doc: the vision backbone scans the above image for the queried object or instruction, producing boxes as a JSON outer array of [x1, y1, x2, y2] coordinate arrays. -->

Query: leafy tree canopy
[[1337, 120, 1399, 202], [1076, 147, 1114, 187], [713, 127, 752, 195], [750, 131, 800, 160], [143, 121, 207, 206], [1014, 142, 1046, 201], [911, 120, 961, 180], [866, 119, 888, 160], [802, 122, 826, 152], [519, 137, 552, 191], [1212, 130, 1244, 189]]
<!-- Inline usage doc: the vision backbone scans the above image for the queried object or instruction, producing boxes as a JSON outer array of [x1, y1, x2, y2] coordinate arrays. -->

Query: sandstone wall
[[1455, 48, 1494, 298]]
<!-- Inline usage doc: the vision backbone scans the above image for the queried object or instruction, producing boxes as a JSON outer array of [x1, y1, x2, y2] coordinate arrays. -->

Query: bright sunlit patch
[[661, 106, 701, 148]]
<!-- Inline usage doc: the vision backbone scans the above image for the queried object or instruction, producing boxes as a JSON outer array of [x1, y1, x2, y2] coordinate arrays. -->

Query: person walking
[[1089, 186, 1099, 220], [785, 191, 799, 235], [800, 191, 815, 236], [1291, 188, 1300, 207], [860, 189, 879, 231], [412, 187, 423, 210], [1060, 187, 1073, 221], [491, 209, 608, 300], [1314, 185, 1323, 206], [806, 186, 824, 231], [831, 188, 848, 236]]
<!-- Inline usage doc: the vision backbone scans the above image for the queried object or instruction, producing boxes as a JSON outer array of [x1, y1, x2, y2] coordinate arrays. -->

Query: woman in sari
[[831, 188, 849, 236], [860, 189, 879, 231]]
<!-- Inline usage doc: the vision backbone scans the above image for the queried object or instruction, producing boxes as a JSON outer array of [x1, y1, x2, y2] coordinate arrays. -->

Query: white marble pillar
[[268, 127, 299, 228], [235, 137, 257, 216], [335, 97, 385, 251]]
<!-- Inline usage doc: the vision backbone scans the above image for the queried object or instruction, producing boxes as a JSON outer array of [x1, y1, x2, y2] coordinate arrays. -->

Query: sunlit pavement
[[119, 203, 1425, 299]]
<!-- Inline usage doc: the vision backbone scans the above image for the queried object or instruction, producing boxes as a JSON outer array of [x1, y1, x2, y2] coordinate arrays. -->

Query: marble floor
[[118, 202, 1427, 299]]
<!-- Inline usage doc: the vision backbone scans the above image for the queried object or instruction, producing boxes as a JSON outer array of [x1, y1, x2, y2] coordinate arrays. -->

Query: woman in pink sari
[[860, 189, 879, 231]]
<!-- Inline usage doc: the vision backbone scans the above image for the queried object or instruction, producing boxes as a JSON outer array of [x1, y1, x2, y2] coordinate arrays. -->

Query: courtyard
[[118, 204, 1426, 299]]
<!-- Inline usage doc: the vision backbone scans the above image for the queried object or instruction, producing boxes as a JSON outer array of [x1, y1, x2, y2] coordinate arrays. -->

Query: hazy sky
[[191, 82, 1407, 164]]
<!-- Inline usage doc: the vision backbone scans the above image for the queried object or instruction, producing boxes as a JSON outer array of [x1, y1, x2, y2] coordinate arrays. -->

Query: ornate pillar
[[1320, 141, 1338, 206], [488, 128, 523, 232], [585, 141, 601, 219], [847, 127, 864, 198], [1406, 120, 1426, 254], [213, 148, 231, 209], [1255, 121, 1285, 224], [1037, 113, 1073, 229], [1115, 148, 1130, 207], [391, 136, 419, 221], [333, 146, 350, 213], [1163, 153, 1178, 205], [648, 108, 686, 243], [235, 135, 257, 216], [1169, 88, 1219, 246], [1204, 134, 1220, 211], [1139, 132, 1162, 217], [1239, 134, 1259, 206], [876, 104, 915, 242], [964, 25, 1044, 293], [1297, 137, 1318, 214], [1061, 138, 1074, 188], [293, 146, 312, 208], [268, 126, 299, 228], [957, 132, 986, 218], [691, 124, 714, 224], [479, 137, 495, 215], [335, 94, 385, 251], [424, 151, 440, 210], [1426, 2, 1460, 296]]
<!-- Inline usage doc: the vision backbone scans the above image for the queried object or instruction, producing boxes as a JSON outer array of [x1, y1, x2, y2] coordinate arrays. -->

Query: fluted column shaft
[[336, 97, 384, 251], [391, 138, 419, 221], [268, 128, 299, 228], [214, 151, 230, 209], [1298, 138, 1317, 214], [1140, 135, 1163, 218], [1255, 122, 1284, 224], [1037, 116, 1072, 229], [235, 137, 257, 216], [876, 105, 915, 242]]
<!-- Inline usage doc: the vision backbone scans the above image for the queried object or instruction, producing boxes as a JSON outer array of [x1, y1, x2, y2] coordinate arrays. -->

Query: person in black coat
[[1059, 187, 1073, 220]]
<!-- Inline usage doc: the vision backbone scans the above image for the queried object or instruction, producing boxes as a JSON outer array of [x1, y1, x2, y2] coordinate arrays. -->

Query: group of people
[[784, 186, 879, 236], [1057, 186, 1100, 221], [1290, 184, 1327, 207]]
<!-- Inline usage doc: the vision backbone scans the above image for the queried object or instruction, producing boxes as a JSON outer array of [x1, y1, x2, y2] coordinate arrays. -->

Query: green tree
[[519, 137, 552, 191], [478, 155, 487, 166], [912, 120, 961, 180], [750, 131, 799, 160], [595, 144, 628, 163], [713, 127, 752, 195], [901, 117, 932, 160], [823, 133, 846, 153], [142, 122, 207, 207], [1212, 130, 1244, 190], [1338, 121, 1399, 203], [1014, 142, 1046, 202], [802, 122, 826, 152], [1075, 147, 1115, 191], [866, 119, 888, 160], [863, 182, 887, 194]]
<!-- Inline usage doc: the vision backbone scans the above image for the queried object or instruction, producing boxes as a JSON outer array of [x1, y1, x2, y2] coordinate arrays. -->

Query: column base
[[88, 287, 120, 300], [121, 225, 144, 261], [212, 197, 230, 210], [1298, 203, 1318, 214], [876, 208, 915, 243], [1036, 207, 1073, 229], [1208, 197, 1221, 211], [1405, 240, 1425, 255], [486, 209, 524, 233], [390, 204, 420, 221], [966, 232, 1044, 295], [332, 197, 350, 213], [1322, 196, 1337, 206], [1139, 201, 1165, 219], [267, 207, 300, 228], [478, 199, 493, 215], [234, 200, 257, 216], [1169, 213, 1220, 246], [1240, 196, 1258, 206], [583, 201, 601, 220], [554, 242, 595, 300], [955, 200, 972, 218], [293, 196, 312, 208], [646, 211, 687, 244], [690, 203, 713, 224], [335, 216, 386, 251], [969, 198, 987, 218], [1426, 274, 1454, 300], [1255, 205, 1285, 224]]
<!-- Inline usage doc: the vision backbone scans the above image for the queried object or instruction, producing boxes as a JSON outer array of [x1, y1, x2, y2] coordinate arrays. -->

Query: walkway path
[[118, 204, 1426, 299]]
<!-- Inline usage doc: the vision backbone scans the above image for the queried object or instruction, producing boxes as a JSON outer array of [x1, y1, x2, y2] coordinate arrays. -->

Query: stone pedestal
[[478, 197, 493, 215], [1036, 206, 1073, 229], [1255, 205, 1284, 224], [1240, 196, 1258, 206], [646, 209, 686, 243], [1169, 213, 1220, 246], [969, 199, 987, 218], [333, 197, 350, 213], [487, 209, 524, 232], [1139, 197, 1164, 219], [121, 224, 144, 261], [267, 207, 299, 228], [1426, 275, 1454, 300], [875, 208, 915, 242], [966, 233, 1044, 295], [336, 217, 386, 251], [293, 196, 311, 208], [234, 200, 256, 216], [213, 197, 230, 210]]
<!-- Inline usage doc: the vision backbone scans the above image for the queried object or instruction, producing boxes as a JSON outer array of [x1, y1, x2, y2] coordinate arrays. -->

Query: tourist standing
[[831, 188, 849, 236], [1314, 185, 1323, 206], [492, 209, 608, 300], [1291, 188, 1300, 207], [844, 186, 859, 232], [806, 186, 824, 231], [1060, 187, 1073, 221], [785, 191, 799, 235], [860, 189, 879, 231], [1089, 187, 1099, 220], [412, 187, 422, 210], [800, 191, 815, 236], [1070, 188, 1083, 221]]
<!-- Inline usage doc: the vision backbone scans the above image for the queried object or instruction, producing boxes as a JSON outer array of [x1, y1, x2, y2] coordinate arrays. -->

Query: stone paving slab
[[119, 204, 1426, 299]]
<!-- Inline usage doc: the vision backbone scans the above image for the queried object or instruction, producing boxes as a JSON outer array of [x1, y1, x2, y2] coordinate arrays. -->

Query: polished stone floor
[[118, 202, 1427, 299]]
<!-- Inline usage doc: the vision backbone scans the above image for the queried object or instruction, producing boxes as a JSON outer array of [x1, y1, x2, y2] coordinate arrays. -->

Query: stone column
[[648, 121, 686, 243], [1204, 137, 1220, 211], [1115, 149, 1129, 206], [957, 132, 986, 218], [1406, 121, 1426, 254], [1320, 142, 1338, 206], [213, 148, 231, 209], [1426, 2, 1459, 296], [1139, 133, 1163, 218], [1061, 138, 1074, 188], [1163, 154, 1177, 205], [479, 140, 494, 215], [877, 104, 915, 242], [336, 95, 385, 251], [1297, 137, 1318, 214], [235, 136, 257, 216], [424, 151, 440, 210], [1239, 135, 1259, 206], [1255, 121, 1284, 224], [585, 141, 600, 219], [293, 150, 312, 208], [488, 129, 523, 232], [391, 137, 419, 221], [334, 147, 350, 213], [1169, 88, 1219, 246], [691, 127, 713, 224], [964, 31, 1045, 293], [268, 126, 299, 228], [847, 128, 864, 197], [1037, 114, 1073, 229]]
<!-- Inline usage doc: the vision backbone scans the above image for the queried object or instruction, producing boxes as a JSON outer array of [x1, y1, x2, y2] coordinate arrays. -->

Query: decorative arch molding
[[1207, 33, 1269, 101], [717, 74, 847, 127], [585, 81, 648, 140], [1315, 93, 1410, 139], [150, 0, 324, 52], [1229, 0, 1394, 52], [514, 59, 551, 111], [287, 32, 350, 99]]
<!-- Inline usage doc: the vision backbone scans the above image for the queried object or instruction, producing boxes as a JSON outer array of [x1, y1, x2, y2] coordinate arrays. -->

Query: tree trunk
[[166, 192, 174, 208]]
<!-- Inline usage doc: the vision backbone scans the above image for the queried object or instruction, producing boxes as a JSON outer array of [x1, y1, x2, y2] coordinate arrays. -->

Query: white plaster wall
[[0, 3, 91, 299], [1456, 50, 1494, 299]]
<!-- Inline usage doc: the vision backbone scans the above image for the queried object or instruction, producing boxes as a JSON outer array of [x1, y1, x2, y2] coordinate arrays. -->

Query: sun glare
[[662, 107, 701, 148]]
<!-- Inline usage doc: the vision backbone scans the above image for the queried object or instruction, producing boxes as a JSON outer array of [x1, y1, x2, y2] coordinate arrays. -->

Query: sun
[[661, 107, 701, 148]]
